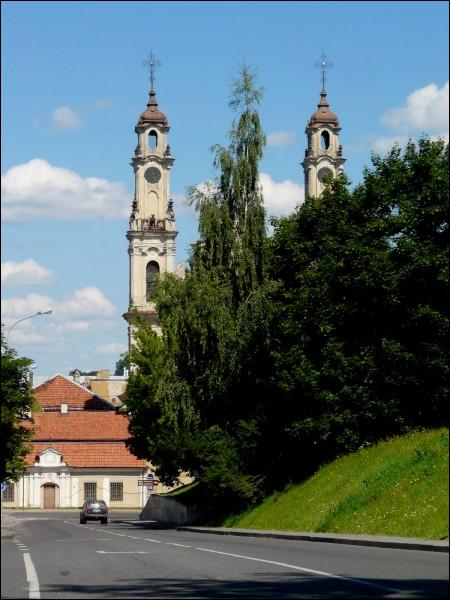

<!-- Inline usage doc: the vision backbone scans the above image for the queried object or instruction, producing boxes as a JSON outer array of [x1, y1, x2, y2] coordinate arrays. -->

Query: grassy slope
[[221, 428, 449, 539]]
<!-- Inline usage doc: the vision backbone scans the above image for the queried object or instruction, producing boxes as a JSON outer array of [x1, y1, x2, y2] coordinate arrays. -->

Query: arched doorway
[[42, 483, 58, 508]]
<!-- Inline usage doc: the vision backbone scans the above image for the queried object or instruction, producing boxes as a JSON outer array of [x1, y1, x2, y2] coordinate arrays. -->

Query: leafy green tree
[[126, 66, 273, 507], [1, 328, 34, 482], [114, 352, 129, 376], [269, 137, 448, 477]]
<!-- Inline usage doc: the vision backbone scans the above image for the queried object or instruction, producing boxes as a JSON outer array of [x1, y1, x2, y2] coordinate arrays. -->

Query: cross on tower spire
[[143, 50, 161, 92], [314, 53, 333, 92]]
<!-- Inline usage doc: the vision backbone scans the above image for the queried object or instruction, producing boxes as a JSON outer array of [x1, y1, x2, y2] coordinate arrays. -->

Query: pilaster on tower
[[123, 57, 177, 344], [301, 55, 345, 199]]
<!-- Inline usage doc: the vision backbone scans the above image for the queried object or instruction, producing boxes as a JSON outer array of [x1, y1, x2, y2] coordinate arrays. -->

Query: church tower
[[301, 55, 345, 199], [124, 54, 177, 340]]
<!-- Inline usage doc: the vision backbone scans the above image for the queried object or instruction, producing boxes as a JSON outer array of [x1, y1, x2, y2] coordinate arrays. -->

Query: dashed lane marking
[[54, 538, 112, 542], [97, 551, 149, 554]]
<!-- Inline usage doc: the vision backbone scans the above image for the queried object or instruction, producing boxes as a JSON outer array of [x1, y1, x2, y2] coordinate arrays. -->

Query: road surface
[[1, 511, 448, 598]]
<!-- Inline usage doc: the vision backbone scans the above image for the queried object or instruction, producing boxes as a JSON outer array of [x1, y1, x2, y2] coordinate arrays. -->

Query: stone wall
[[139, 494, 209, 524]]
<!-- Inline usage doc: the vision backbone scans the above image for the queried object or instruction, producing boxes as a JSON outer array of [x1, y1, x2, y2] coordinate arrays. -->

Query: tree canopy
[[269, 138, 448, 478], [1, 328, 35, 482], [126, 80, 448, 510]]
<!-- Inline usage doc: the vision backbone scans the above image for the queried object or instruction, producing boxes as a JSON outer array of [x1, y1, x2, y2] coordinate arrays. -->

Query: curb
[[177, 526, 449, 553]]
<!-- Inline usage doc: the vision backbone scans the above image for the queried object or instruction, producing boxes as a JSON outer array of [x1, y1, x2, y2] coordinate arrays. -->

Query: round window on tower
[[318, 167, 333, 184], [145, 167, 161, 184]]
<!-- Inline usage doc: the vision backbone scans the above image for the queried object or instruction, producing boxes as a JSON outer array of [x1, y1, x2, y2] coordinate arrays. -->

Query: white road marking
[[23, 553, 40, 599], [60, 517, 399, 595], [195, 547, 400, 594], [16, 517, 52, 521], [96, 551, 148, 554], [54, 538, 112, 542]]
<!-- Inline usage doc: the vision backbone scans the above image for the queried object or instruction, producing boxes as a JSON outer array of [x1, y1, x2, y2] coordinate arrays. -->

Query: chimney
[[73, 369, 81, 384]]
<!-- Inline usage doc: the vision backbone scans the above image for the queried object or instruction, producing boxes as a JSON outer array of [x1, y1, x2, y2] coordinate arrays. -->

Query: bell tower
[[124, 53, 177, 339], [301, 54, 345, 199]]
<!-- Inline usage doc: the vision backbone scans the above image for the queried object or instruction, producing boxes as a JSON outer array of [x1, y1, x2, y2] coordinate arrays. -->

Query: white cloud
[[267, 131, 296, 147], [1, 159, 131, 222], [259, 173, 304, 217], [8, 329, 47, 344], [372, 135, 410, 155], [49, 319, 116, 334], [57, 287, 116, 318], [1, 259, 55, 286], [179, 175, 303, 219], [1, 287, 115, 320], [96, 342, 127, 355], [1, 293, 54, 320], [52, 106, 82, 130], [380, 82, 449, 134]]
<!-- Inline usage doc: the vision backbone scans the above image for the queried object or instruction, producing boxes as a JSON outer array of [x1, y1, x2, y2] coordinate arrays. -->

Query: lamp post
[[6, 309, 53, 342]]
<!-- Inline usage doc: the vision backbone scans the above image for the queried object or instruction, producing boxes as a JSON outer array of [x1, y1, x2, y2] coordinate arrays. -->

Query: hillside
[[218, 429, 448, 539]]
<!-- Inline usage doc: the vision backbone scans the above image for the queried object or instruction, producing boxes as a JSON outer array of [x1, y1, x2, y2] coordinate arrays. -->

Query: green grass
[[220, 428, 449, 539]]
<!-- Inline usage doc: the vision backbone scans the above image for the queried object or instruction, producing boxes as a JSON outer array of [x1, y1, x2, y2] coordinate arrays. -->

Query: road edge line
[[23, 552, 40, 599]]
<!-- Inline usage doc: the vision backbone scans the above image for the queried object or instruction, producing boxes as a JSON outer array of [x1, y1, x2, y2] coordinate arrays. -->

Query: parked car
[[80, 500, 108, 524]]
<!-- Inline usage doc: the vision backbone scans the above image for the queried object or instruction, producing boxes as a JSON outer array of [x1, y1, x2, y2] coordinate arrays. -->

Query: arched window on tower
[[148, 131, 158, 150], [320, 130, 330, 150], [146, 261, 160, 300]]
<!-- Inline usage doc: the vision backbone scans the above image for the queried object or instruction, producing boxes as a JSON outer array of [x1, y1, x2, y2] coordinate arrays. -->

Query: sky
[[1, 0, 449, 385]]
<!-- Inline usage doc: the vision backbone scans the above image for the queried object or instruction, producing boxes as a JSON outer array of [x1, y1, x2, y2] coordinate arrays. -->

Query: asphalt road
[[1, 511, 448, 599]]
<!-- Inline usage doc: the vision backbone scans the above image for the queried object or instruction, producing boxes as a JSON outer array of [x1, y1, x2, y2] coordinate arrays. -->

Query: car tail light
[[105, 507, 108, 513], [83, 506, 88, 513]]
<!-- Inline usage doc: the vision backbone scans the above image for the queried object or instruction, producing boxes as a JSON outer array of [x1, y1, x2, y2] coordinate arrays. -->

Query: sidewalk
[[177, 525, 449, 553], [1, 512, 17, 539]]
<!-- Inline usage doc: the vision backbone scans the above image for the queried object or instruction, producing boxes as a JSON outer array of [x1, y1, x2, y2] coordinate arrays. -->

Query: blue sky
[[1, 1, 448, 384]]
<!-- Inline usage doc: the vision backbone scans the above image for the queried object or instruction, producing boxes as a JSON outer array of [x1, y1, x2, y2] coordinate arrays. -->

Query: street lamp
[[6, 309, 53, 342]]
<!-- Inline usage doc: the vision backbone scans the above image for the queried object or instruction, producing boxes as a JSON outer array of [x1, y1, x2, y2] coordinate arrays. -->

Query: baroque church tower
[[301, 55, 345, 199], [124, 54, 177, 342]]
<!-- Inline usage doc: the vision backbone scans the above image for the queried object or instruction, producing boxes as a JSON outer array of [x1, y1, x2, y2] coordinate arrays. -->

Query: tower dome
[[308, 91, 340, 127], [136, 90, 168, 128]]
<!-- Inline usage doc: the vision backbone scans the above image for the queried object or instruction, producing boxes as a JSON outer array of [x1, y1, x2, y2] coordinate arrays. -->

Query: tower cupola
[[301, 54, 345, 199], [136, 90, 168, 128]]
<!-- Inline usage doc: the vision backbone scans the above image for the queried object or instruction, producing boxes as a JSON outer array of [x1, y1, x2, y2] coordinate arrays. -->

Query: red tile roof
[[33, 375, 113, 410], [27, 411, 133, 441], [26, 443, 147, 468], [27, 374, 146, 469]]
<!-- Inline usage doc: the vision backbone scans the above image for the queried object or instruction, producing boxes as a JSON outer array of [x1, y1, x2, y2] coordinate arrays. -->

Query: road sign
[[147, 473, 154, 480], [138, 479, 158, 487]]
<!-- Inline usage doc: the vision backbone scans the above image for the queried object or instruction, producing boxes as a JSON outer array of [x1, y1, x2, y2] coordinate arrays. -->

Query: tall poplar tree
[[126, 66, 273, 507]]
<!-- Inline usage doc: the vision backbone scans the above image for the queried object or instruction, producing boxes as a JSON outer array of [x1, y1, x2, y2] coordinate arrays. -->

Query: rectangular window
[[84, 482, 97, 502], [2, 483, 15, 502], [110, 482, 123, 501]]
